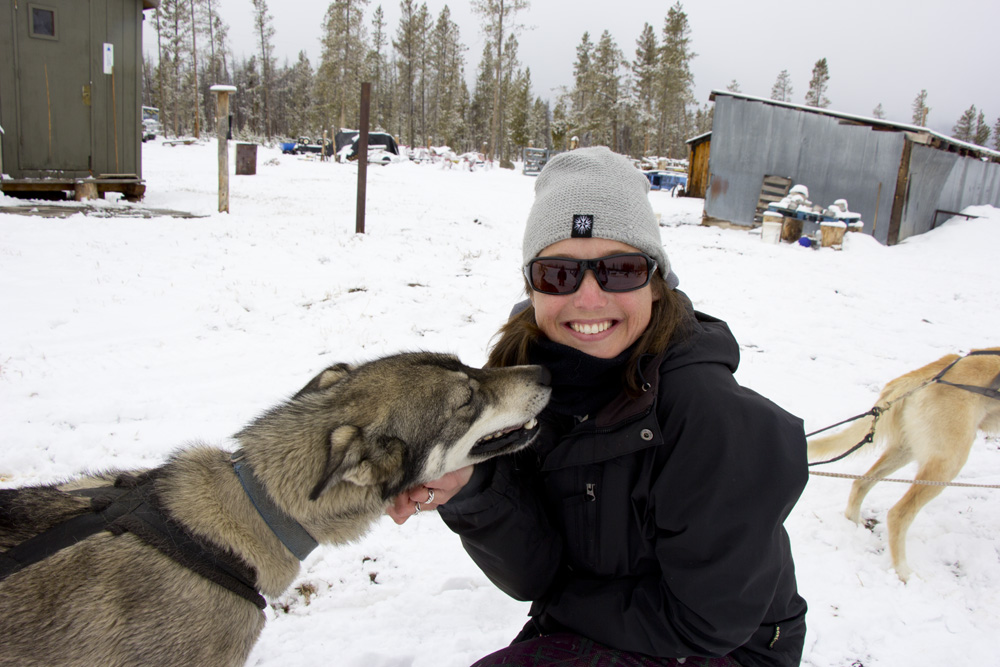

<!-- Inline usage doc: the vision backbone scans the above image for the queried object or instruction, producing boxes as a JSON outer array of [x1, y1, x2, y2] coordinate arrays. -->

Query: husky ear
[[308, 426, 406, 500], [294, 363, 353, 399]]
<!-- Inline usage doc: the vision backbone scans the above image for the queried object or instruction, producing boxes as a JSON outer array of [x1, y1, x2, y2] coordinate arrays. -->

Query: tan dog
[[0, 352, 550, 666], [807, 348, 1000, 581]]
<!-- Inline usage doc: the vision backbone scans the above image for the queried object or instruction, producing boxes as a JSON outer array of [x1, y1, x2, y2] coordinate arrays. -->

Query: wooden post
[[210, 85, 237, 213], [887, 138, 912, 246], [356, 82, 371, 234]]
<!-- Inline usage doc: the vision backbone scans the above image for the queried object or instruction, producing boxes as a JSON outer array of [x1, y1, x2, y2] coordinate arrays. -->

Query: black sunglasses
[[524, 252, 658, 295]]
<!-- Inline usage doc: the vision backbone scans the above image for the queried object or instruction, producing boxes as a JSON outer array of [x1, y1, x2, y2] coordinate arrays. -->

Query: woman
[[390, 147, 808, 666]]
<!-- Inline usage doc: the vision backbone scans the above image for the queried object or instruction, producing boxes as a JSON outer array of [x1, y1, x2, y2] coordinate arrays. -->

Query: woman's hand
[[387, 465, 475, 525]]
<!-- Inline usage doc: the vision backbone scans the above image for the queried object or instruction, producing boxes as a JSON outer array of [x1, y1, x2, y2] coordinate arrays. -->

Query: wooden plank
[[887, 138, 912, 245], [754, 174, 793, 222]]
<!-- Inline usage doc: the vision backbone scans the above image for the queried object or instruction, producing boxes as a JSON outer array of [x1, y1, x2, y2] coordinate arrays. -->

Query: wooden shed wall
[[687, 138, 710, 198]]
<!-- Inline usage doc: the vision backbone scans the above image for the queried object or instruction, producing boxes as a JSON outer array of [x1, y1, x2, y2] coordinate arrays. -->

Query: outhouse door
[[14, 1, 92, 173]]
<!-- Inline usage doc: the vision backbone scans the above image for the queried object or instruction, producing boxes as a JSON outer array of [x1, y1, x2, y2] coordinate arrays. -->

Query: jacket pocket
[[560, 480, 599, 572]]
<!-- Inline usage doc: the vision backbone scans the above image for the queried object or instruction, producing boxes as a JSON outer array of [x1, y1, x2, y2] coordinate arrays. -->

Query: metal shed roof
[[706, 90, 1000, 162]]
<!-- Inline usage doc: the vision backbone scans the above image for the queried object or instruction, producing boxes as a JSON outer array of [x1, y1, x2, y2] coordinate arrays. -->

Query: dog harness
[[931, 349, 1000, 400], [0, 470, 266, 609]]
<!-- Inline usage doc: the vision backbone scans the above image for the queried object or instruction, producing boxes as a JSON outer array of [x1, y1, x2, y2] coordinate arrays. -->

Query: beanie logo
[[571, 214, 594, 238]]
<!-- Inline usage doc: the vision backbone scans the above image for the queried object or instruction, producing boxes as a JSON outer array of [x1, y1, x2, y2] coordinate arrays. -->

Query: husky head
[[243, 352, 551, 504]]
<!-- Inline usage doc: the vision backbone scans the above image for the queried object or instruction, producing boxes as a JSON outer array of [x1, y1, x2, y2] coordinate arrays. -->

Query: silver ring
[[414, 502, 421, 514], [425, 489, 435, 504]]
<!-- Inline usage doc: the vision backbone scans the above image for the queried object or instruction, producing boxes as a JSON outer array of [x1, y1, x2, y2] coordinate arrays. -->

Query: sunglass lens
[[530, 259, 580, 294], [597, 256, 649, 291]]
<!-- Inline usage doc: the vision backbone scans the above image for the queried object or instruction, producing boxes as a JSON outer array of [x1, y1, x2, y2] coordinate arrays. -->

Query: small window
[[29, 5, 57, 39]]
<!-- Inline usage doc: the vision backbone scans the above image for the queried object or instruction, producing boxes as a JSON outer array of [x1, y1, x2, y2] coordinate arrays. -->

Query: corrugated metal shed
[[701, 91, 1000, 244]]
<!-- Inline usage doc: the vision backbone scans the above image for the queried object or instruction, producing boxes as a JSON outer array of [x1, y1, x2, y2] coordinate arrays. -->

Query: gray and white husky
[[0, 352, 550, 666]]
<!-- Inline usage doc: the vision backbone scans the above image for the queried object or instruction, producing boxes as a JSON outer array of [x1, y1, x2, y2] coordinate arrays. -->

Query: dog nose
[[536, 366, 552, 386]]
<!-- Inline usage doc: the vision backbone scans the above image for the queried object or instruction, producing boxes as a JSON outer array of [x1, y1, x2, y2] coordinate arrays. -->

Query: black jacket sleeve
[[438, 452, 564, 602]]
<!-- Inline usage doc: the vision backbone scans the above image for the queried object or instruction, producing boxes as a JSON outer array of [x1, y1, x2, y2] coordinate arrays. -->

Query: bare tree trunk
[[190, 0, 200, 138], [488, 0, 504, 162], [155, 8, 167, 138]]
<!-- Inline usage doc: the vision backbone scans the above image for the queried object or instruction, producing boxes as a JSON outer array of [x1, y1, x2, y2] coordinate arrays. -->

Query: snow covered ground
[[2, 140, 999, 666]]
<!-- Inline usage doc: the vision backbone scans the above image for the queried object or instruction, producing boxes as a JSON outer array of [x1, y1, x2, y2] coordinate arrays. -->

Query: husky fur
[[0, 352, 551, 666], [807, 348, 1000, 581]]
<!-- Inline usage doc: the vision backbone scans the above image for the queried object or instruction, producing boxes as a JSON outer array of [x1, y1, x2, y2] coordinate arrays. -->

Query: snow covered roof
[[706, 90, 1000, 161]]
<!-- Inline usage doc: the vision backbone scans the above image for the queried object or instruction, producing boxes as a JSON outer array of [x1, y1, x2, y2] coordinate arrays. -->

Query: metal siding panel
[[91, 0, 141, 177], [900, 145, 955, 240], [0, 3, 17, 175]]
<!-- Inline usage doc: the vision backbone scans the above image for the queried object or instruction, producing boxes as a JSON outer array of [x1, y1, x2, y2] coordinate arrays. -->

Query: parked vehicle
[[286, 137, 334, 157], [142, 106, 161, 142]]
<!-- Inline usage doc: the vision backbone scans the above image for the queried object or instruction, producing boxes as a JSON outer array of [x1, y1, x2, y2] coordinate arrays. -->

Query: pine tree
[[725, 79, 740, 93], [632, 23, 658, 155], [770, 69, 793, 102], [590, 30, 624, 149], [417, 4, 433, 147], [497, 35, 522, 162], [285, 52, 314, 136], [368, 6, 389, 131], [531, 96, 550, 149], [656, 2, 696, 157], [872, 103, 885, 119], [508, 67, 532, 155], [393, 0, 422, 146], [156, 0, 194, 137], [251, 0, 276, 138], [469, 40, 495, 154], [472, 0, 530, 162], [550, 96, 570, 151], [203, 0, 230, 86], [428, 6, 466, 148], [952, 105, 976, 142], [196, 0, 232, 128], [804, 58, 830, 108], [910, 90, 929, 126], [571, 31, 594, 128], [973, 110, 990, 147], [314, 0, 369, 136], [994, 116, 1000, 151]]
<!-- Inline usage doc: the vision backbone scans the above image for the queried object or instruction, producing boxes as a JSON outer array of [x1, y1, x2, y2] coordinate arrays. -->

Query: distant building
[[0, 0, 158, 200], [691, 91, 1000, 244]]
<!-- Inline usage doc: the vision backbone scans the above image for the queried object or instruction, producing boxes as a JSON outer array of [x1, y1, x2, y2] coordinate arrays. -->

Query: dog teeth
[[480, 419, 538, 444]]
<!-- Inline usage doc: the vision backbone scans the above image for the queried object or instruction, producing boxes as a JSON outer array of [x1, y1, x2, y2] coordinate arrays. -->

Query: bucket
[[761, 220, 782, 244], [820, 221, 847, 249]]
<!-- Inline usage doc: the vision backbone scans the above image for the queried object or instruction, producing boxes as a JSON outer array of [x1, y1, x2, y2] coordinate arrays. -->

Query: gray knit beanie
[[522, 146, 679, 289]]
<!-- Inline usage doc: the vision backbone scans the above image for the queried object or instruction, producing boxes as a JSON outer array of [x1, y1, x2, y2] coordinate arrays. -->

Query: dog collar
[[231, 451, 319, 561]]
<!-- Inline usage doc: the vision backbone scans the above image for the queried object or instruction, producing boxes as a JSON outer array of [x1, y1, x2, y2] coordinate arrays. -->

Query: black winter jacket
[[439, 311, 808, 666]]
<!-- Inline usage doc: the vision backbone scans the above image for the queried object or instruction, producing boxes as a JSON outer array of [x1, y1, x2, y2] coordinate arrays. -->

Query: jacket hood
[[659, 309, 741, 376]]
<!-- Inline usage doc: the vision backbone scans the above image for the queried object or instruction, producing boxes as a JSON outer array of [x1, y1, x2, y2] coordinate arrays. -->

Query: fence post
[[210, 85, 237, 213], [356, 82, 371, 234]]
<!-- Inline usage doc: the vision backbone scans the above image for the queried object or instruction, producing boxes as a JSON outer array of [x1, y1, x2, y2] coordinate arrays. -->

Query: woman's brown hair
[[485, 274, 693, 396]]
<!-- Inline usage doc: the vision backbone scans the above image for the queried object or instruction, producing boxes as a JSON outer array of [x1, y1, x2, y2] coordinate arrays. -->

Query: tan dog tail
[[806, 411, 878, 464], [806, 356, 951, 464]]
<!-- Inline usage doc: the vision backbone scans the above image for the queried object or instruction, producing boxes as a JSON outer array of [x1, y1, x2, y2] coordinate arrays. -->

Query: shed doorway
[[15, 1, 92, 172]]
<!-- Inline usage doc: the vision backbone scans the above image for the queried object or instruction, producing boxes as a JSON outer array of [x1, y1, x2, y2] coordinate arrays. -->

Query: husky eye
[[458, 380, 479, 409], [459, 386, 474, 408]]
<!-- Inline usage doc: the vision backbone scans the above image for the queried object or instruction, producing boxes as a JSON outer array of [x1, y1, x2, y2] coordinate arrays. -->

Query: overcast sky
[[157, 0, 1000, 138]]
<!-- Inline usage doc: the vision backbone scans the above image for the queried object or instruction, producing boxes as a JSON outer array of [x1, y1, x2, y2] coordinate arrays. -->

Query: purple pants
[[470, 632, 742, 667]]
